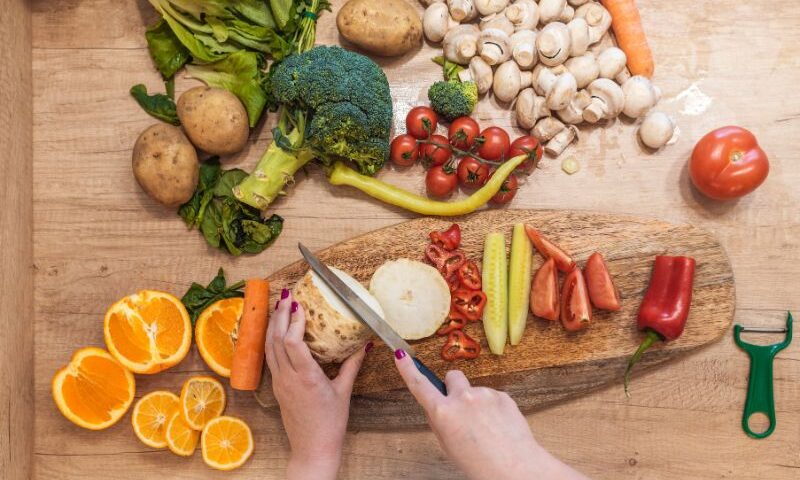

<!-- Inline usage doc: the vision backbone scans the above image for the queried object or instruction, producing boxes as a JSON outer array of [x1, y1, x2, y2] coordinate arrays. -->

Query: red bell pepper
[[425, 244, 466, 278], [625, 256, 695, 395], [430, 224, 461, 250], [437, 310, 468, 336], [524, 225, 576, 272], [457, 260, 482, 290], [452, 289, 487, 322], [441, 330, 481, 361]]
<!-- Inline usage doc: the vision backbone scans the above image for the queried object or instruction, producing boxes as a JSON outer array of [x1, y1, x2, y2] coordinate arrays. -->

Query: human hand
[[266, 289, 371, 480], [394, 350, 588, 480]]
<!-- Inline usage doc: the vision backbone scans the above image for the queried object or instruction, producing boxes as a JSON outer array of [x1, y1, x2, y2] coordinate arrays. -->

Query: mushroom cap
[[516, 87, 548, 129], [494, 60, 523, 103], [480, 12, 515, 35], [505, 0, 539, 30], [567, 17, 590, 57], [448, 0, 478, 22], [479, 28, 512, 65], [539, 0, 568, 23], [585, 78, 624, 121], [622, 75, 661, 118], [423, 3, 452, 43], [546, 72, 577, 110], [511, 29, 538, 69], [537, 22, 571, 67], [639, 111, 675, 149], [565, 52, 599, 88], [461, 56, 494, 94], [476, 0, 510, 16], [596, 46, 627, 79]]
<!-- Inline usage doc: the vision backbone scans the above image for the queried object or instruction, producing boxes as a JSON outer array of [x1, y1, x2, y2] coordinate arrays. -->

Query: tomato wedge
[[457, 260, 482, 290], [452, 289, 487, 322], [430, 224, 461, 251], [441, 330, 481, 361], [584, 252, 621, 311], [561, 268, 592, 331], [436, 310, 468, 336], [530, 258, 559, 321], [425, 244, 466, 278], [524, 225, 576, 272]]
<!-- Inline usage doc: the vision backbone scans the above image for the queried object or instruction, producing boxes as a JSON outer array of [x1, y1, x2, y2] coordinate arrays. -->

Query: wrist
[[288, 449, 341, 480]]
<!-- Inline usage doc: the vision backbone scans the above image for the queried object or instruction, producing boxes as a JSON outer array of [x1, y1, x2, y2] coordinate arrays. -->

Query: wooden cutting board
[[255, 209, 734, 429]]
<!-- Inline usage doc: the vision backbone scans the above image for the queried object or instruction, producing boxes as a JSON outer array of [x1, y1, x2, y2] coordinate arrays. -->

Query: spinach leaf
[[145, 19, 190, 79], [181, 268, 245, 324], [129, 84, 180, 125]]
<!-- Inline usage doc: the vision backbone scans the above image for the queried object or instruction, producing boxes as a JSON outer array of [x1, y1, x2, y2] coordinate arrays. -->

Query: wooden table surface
[[22, 0, 800, 478]]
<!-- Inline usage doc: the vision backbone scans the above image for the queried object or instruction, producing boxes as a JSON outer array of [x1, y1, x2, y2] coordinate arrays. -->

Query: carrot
[[601, 0, 654, 78], [230, 279, 269, 391]]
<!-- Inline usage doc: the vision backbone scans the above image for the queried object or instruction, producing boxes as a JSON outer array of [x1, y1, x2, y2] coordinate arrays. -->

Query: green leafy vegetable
[[130, 84, 180, 125], [181, 268, 245, 324], [180, 159, 284, 255], [433, 56, 464, 83], [145, 19, 190, 78], [428, 80, 478, 121]]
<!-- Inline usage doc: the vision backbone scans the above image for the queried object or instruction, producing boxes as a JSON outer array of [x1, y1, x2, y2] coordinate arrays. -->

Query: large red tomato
[[689, 126, 769, 200]]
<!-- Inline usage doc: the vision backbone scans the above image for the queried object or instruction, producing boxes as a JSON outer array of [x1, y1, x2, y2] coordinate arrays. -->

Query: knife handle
[[413, 357, 447, 396]]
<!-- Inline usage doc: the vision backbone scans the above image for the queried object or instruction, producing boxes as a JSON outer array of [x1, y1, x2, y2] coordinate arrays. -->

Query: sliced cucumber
[[482, 232, 508, 355], [508, 223, 532, 345]]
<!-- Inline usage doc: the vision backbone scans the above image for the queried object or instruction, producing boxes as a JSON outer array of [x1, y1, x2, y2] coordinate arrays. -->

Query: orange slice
[[195, 297, 244, 378], [131, 391, 180, 448], [104, 290, 192, 374], [51, 347, 135, 430], [180, 376, 226, 430], [201, 416, 254, 471], [165, 411, 200, 456]]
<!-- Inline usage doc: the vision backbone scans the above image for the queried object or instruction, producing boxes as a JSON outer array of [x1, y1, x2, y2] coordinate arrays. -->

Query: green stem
[[624, 329, 662, 397]]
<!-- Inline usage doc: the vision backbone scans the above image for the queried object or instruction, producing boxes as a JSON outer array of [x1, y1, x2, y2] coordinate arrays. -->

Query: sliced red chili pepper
[[452, 288, 487, 322], [530, 258, 559, 321], [457, 260, 482, 290], [561, 268, 592, 332], [524, 225, 576, 273], [429, 223, 461, 250], [445, 273, 460, 293], [424, 244, 465, 278], [441, 330, 481, 361], [436, 310, 468, 336], [584, 252, 621, 311]]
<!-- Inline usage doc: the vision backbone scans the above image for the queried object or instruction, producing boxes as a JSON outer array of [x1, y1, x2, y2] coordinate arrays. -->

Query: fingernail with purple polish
[[281, 288, 290, 299], [394, 349, 406, 360], [290, 301, 299, 313], [365, 342, 374, 353], [275, 300, 281, 310]]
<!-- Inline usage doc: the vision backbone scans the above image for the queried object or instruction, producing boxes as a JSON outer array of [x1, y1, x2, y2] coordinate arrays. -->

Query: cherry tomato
[[524, 225, 576, 273], [477, 126, 510, 161], [406, 106, 438, 139], [426, 164, 458, 198], [508, 135, 543, 174], [441, 330, 481, 361], [561, 268, 592, 332], [457, 260, 482, 290], [584, 252, 621, 311], [689, 126, 769, 200], [530, 258, 559, 321], [452, 289, 487, 322], [419, 135, 453, 166], [456, 157, 490, 189], [448, 116, 480, 149], [429, 223, 461, 250], [490, 172, 518, 204], [389, 134, 419, 167]]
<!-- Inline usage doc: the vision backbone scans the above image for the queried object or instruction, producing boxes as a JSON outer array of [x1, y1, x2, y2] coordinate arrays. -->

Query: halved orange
[[165, 411, 200, 456], [201, 416, 254, 471], [52, 347, 135, 430], [180, 376, 226, 430], [104, 290, 192, 374], [131, 390, 180, 448], [195, 297, 244, 378]]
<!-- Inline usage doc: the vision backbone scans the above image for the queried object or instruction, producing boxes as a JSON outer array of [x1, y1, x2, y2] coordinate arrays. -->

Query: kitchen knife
[[298, 243, 447, 396]]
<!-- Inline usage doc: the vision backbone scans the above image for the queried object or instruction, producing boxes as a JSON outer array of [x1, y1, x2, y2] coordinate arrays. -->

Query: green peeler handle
[[733, 313, 793, 439]]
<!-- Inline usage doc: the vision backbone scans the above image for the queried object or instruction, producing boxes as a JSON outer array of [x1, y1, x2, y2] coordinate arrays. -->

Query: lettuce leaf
[[145, 19, 190, 78]]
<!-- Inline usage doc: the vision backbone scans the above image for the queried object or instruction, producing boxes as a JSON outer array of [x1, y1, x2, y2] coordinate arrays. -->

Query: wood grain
[[26, 0, 800, 478], [254, 209, 735, 427], [0, 1, 33, 479]]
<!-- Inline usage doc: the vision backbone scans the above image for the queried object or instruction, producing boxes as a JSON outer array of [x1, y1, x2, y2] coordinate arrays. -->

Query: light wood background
[[19, 0, 800, 478]]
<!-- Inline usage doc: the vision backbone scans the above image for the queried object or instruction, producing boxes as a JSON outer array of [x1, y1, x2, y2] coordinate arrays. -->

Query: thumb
[[332, 342, 370, 395]]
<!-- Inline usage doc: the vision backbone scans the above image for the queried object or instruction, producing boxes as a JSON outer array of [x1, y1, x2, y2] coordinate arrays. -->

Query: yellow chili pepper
[[328, 155, 526, 216]]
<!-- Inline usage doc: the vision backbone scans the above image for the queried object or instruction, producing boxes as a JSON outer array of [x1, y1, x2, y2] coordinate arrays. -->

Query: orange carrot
[[230, 279, 269, 391], [601, 0, 654, 78]]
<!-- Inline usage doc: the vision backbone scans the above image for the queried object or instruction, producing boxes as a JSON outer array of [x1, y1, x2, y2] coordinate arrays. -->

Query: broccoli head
[[427, 80, 478, 121]]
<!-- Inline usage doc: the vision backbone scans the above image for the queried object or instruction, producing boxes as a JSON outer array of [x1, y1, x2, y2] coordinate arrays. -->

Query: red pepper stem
[[624, 329, 662, 397]]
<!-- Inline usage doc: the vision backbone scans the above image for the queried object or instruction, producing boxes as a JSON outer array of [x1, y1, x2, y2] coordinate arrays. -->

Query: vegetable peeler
[[733, 312, 793, 439]]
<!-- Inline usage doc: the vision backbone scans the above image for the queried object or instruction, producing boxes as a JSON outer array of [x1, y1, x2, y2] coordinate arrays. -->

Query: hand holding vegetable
[[266, 291, 369, 480], [394, 354, 589, 480]]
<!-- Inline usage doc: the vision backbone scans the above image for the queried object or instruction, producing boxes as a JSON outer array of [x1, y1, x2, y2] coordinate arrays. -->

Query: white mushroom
[[536, 22, 571, 66], [423, 3, 459, 43], [555, 88, 590, 124], [420, 0, 446, 5], [596, 47, 627, 82], [545, 125, 578, 156], [638, 111, 675, 149], [448, 0, 478, 21], [565, 53, 599, 88], [458, 56, 494, 94], [621, 75, 661, 118], [567, 0, 590, 5], [532, 117, 566, 142], [504, 0, 539, 31], [539, 0, 574, 24], [443, 24, 480, 64], [567, 18, 590, 57], [480, 13, 515, 35], [583, 78, 624, 123], [475, 0, 509, 15], [493, 60, 532, 103], [510, 30, 537, 69], [575, 2, 611, 44], [546, 72, 577, 110], [531, 63, 567, 95], [478, 28, 512, 65], [516, 88, 550, 129]]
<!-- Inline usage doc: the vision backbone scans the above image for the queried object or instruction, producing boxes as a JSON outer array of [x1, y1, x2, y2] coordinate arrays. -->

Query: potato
[[176, 86, 249, 156], [336, 0, 423, 57], [132, 124, 199, 207]]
